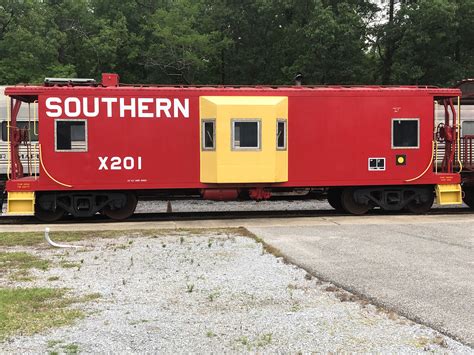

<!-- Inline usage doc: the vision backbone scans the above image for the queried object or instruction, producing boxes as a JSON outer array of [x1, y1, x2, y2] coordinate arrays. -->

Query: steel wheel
[[35, 204, 65, 222], [463, 187, 474, 209], [102, 192, 138, 220], [406, 189, 434, 214], [341, 188, 370, 215], [327, 188, 344, 211]]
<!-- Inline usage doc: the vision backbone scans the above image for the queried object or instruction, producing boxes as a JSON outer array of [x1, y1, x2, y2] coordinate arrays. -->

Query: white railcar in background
[[0, 86, 39, 177]]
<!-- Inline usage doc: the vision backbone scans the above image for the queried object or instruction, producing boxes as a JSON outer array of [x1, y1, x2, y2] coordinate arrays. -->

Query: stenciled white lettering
[[98, 156, 108, 170], [44, 97, 190, 119], [45, 97, 62, 117], [83, 97, 99, 117], [156, 98, 171, 118], [119, 98, 136, 118], [64, 97, 81, 117], [174, 98, 189, 118], [137, 98, 154, 118], [102, 97, 117, 117]]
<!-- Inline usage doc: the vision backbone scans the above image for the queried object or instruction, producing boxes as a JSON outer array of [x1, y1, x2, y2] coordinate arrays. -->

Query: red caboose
[[5, 74, 464, 220]]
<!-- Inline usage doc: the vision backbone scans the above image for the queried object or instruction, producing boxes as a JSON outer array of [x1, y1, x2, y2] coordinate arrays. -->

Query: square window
[[277, 119, 287, 150], [55, 120, 87, 151], [462, 120, 474, 136], [202, 120, 215, 150], [232, 120, 260, 150], [392, 119, 419, 148]]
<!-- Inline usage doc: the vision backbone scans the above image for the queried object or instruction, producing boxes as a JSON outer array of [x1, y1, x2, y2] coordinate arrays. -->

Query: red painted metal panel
[[5, 85, 462, 193]]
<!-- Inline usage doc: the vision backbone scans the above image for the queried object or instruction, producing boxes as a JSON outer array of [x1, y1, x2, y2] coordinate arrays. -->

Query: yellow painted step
[[435, 184, 462, 205], [7, 192, 35, 215]]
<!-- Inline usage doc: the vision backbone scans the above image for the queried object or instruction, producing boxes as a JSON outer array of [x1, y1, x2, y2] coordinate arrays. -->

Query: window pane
[[56, 121, 86, 151], [277, 121, 286, 149], [462, 121, 474, 136], [1, 121, 38, 142], [234, 121, 259, 148], [1, 121, 6, 141], [203, 121, 214, 149], [393, 120, 418, 147]]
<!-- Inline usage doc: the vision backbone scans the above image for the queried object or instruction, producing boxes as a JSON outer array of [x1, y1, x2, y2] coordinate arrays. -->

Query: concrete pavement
[[248, 218, 474, 346]]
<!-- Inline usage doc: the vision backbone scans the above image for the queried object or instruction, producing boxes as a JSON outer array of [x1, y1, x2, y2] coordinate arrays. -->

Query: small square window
[[202, 120, 215, 150], [277, 119, 287, 150], [392, 119, 419, 148], [232, 120, 260, 150], [55, 120, 87, 151], [462, 120, 474, 136]]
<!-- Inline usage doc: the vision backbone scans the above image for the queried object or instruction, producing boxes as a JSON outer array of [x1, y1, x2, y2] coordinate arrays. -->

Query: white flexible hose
[[44, 227, 82, 249]]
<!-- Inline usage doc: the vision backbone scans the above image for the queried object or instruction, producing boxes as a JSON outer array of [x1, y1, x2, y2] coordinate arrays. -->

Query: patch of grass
[[235, 333, 273, 349], [47, 276, 60, 282], [62, 343, 79, 354], [411, 335, 447, 349], [236, 336, 249, 346], [129, 319, 150, 325], [113, 244, 129, 250], [9, 270, 35, 282], [0, 288, 84, 340], [47, 339, 63, 348], [0, 230, 131, 247], [244, 230, 285, 259], [206, 330, 215, 337], [256, 333, 272, 347], [0, 252, 49, 271], [186, 283, 194, 293], [80, 292, 101, 302], [59, 261, 81, 269], [208, 291, 220, 302], [0, 227, 252, 248], [290, 302, 301, 312]]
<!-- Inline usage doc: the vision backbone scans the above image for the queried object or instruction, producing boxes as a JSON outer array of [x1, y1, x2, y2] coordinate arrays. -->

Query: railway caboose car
[[4, 74, 466, 221]]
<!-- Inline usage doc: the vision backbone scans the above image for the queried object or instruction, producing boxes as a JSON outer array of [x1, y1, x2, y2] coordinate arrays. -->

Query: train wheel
[[406, 189, 434, 214], [341, 188, 370, 215], [462, 187, 474, 209], [327, 189, 344, 211], [35, 204, 65, 222], [102, 192, 138, 220]]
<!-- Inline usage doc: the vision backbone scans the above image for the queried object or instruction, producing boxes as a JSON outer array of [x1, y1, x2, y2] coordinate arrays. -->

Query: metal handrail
[[33, 100, 38, 178], [6, 96, 10, 180], [457, 97, 463, 173]]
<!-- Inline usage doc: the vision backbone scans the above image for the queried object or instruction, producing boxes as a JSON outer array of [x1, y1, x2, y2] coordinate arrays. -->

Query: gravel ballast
[[135, 198, 468, 214], [1, 230, 472, 353]]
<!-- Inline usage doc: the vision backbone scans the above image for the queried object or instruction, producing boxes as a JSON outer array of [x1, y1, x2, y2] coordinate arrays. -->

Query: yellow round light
[[397, 156, 405, 164]]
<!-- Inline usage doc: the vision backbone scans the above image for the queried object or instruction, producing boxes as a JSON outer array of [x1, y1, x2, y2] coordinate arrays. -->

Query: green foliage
[[0, 0, 472, 85]]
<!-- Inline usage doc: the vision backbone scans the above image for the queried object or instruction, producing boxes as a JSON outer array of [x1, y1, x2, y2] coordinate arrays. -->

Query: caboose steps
[[6, 191, 35, 215]]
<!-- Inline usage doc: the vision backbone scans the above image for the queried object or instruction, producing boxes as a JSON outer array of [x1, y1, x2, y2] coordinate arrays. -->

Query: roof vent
[[44, 78, 96, 86]]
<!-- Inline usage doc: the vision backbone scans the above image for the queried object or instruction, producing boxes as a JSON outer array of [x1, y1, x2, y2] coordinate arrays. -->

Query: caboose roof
[[4, 83, 461, 100]]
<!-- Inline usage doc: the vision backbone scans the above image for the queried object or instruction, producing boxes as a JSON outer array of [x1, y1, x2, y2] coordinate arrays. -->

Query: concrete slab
[[247, 218, 474, 346]]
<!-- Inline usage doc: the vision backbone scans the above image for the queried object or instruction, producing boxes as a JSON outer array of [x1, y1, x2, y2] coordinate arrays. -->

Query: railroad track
[[0, 207, 471, 225]]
